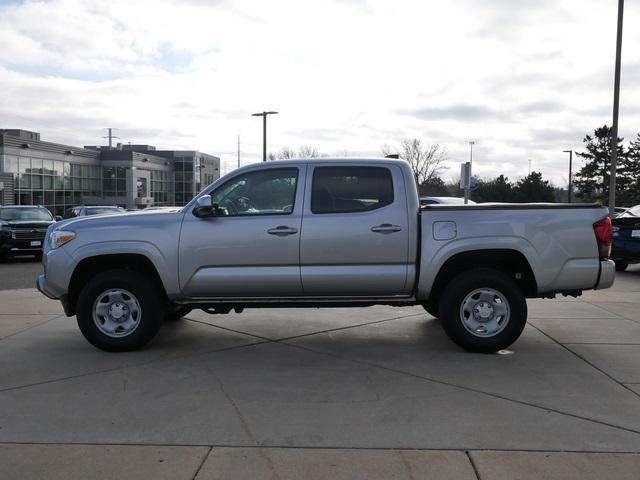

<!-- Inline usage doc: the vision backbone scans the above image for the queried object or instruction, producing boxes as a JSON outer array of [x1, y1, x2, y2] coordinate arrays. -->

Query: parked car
[[612, 206, 629, 218], [0, 205, 57, 259], [38, 158, 614, 353], [139, 206, 182, 212], [420, 196, 475, 206], [63, 206, 125, 219], [611, 204, 640, 271]]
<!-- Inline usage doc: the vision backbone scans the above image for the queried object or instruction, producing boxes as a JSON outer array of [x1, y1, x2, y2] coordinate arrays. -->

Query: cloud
[[0, 0, 639, 183], [401, 105, 501, 121]]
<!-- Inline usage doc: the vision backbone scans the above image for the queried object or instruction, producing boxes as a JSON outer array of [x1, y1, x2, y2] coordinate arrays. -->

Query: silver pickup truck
[[37, 158, 615, 353]]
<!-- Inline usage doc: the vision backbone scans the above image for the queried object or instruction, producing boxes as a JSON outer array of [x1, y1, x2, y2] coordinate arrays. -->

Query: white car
[[420, 196, 476, 206]]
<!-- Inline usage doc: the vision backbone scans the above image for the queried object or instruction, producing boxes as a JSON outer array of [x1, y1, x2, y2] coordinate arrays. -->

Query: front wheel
[[76, 269, 165, 352], [439, 268, 527, 353]]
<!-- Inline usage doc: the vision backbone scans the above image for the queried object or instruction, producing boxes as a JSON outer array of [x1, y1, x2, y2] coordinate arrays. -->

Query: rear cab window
[[311, 166, 394, 214]]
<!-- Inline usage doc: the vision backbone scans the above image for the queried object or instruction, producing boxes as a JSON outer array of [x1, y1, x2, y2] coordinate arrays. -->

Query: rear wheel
[[439, 268, 527, 353], [76, 269, 165, 351], [615, 261, 629, 272]]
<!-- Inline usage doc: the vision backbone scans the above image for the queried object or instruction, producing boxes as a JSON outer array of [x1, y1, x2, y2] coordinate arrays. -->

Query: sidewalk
[[2, 445, 640, 479], [1, 267, 639, 478]]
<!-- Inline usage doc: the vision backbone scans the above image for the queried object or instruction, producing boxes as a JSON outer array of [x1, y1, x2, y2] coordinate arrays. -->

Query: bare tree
[[270, 145, 322, 160], [297, 145, 320, 158], [381, 139, 448, 185]]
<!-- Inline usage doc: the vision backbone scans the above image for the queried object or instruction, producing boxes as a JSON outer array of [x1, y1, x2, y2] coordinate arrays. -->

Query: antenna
[[237, 134, 241, 168], [103, 128, 120, 149]]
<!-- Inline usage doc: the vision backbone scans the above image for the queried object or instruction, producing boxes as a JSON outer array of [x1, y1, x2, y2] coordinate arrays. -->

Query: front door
[[178, 166, 305, 298], [300, 164, 410, 296]]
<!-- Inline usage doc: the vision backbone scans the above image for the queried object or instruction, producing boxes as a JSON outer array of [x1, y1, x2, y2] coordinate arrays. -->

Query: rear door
[[299, 163, 410, 296]]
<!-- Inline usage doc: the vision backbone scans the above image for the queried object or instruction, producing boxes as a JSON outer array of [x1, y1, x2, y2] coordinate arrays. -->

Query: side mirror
[[55, 216, 62, 221], [193, 195, 225, 218], [193, 195, 213, 217]]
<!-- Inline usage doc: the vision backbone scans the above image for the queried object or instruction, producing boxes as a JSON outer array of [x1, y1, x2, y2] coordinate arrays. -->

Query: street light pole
[[563, 150, 573, 203], [464, 141, 475, 204], [251, 111, 278, 162], [609, 0, 624, 216]]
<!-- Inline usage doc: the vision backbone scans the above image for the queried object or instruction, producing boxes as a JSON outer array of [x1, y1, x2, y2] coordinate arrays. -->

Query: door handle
[[267, 226, 298, 236], [371, 223, 402, 233]]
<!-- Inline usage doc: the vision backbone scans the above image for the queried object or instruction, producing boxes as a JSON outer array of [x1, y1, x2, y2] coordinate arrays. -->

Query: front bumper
[[1, 237, 44, 254], [595, 260, 615, 290], [36, 274, 58, 299], [37, 274, 73, 316]]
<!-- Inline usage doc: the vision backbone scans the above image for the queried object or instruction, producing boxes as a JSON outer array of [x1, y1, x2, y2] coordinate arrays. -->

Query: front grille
[[11, 229, 48, 240]]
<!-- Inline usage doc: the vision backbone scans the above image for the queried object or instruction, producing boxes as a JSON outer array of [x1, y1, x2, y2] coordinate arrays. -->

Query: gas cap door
[[433, 221, 457, 240]]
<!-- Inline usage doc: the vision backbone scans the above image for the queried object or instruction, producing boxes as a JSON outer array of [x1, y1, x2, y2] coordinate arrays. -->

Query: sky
[[0, 0, 638, 184]]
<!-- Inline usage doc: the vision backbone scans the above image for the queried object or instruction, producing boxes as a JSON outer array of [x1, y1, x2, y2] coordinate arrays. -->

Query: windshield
[[85, 207, 125, 216], [0, 207, 53, 221]]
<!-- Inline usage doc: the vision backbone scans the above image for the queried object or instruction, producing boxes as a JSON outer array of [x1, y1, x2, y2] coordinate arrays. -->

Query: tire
[[166, 306, 192, 321], [615, 261, 629, 272], [422, 299, 439, 318], [439, 268, 527, 353], [76, 269, 165, 352]]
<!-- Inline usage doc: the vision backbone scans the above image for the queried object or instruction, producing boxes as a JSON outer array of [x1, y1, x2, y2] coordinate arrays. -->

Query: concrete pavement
[[1, 265, 639, 478]]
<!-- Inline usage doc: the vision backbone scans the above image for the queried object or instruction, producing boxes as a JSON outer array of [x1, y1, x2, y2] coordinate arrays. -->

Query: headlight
[[49, 230, 76, 249], [0, 223, 9, 232]]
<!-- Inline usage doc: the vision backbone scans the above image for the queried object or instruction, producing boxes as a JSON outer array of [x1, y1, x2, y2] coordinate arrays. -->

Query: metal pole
[[609, 0, 624, 216], [252, 111, 278, 162], [262, 114, 267, 162], [568, 151, 573, 203], [467, 141, 474, 204]]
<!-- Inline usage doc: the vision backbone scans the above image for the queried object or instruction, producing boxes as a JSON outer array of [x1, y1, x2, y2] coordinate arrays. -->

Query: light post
[[609, 0, 624, 215], [251, 111, 278, 162], [464, 141, 475, 204], [563, 150, 573, 203]]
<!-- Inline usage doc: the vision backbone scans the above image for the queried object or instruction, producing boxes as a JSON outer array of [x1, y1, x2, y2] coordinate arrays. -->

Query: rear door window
[[311, 166, 394, 214]]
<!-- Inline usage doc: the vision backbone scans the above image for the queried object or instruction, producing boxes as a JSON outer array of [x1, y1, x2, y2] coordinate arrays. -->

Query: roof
[[234, 157, 408, 172]]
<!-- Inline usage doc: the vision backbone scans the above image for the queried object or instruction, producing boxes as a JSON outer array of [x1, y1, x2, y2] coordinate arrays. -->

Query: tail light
[[593, 217, 612, 260]]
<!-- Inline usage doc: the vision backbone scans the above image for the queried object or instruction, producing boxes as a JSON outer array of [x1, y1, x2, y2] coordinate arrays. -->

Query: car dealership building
[[0, 129, 220, 215]]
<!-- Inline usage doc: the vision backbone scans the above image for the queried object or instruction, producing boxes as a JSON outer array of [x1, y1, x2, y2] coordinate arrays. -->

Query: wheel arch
[[67, 253, 168, 316], [426, 249, 538, 306]]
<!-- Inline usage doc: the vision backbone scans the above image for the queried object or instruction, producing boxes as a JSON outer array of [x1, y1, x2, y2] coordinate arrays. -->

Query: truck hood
[[56, 209, 184, 232], [2, 220, 55, 228]]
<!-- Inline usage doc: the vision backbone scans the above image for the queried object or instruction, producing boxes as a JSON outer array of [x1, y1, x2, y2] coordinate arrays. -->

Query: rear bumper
[[595, 260, 615, 290]]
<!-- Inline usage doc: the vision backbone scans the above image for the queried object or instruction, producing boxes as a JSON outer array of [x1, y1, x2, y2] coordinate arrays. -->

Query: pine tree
[[574, 125, 625, 203], [513, 172, 555, 202], [622, 134, 640, 206]]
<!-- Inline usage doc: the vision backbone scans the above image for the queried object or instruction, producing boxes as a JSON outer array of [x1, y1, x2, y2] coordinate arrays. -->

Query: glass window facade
[[150, 170, 173, 206], [6, 154, 102, 216], [174, 156, 195, 206], [2, 142, 216, 211], [102, 167, 127, 197]]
